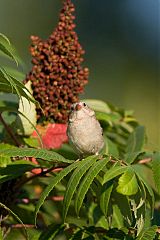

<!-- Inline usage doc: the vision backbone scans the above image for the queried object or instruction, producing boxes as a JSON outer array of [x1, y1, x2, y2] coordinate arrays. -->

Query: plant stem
[[18, 196, 64, 204], [16, 166, 64, 189], [138, 158, 152, 164], [2, 223, 35, 228], [0, 113, 21, 147]]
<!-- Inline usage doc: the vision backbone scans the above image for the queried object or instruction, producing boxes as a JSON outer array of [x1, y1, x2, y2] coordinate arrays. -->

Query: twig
[[138, 158, 152, 164], [0, 113, 21, 147], [2, 223, 35, 229], [16, 166, 64, 189], [18, 196, 64, 204]]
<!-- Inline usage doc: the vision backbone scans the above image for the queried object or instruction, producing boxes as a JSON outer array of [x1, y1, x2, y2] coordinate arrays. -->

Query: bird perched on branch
[[67, 102, 104, 157]]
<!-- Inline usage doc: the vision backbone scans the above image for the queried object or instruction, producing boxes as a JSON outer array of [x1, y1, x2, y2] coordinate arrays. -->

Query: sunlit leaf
[[0, 155, 11, 167], [15, 80, 37, 136], [0, 143, 16, 167], [23, 137, 39, 148], [0, 148, 73, 163], [116, 167, 138, 196], [63, 156, 97, 220], [1, 66, 25, 81], [137, 225, 157, 240], [0, 67, 37, 104], [103, 164, 128, 184], [75, 157, 109, 215], [0, 33, 18, 65]]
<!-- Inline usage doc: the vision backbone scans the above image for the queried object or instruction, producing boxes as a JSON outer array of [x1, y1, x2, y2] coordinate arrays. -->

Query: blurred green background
[[0, 0, 159, 147]]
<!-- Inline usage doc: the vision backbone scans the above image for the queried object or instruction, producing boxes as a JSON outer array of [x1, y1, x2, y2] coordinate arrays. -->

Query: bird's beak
[[75, 103, 82, 111]]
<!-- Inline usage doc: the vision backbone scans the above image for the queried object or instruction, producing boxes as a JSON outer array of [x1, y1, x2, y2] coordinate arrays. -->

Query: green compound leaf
[[125, 126, 145, 164], [0, 148, 73, 163], [152, 152, 160, 194], [116, 167, 139, 196], [63, 155, 97, 220], [34, 161, 79, 224], [137, 225, 157, 240], [103, 164, 128, 185], [75, 157, 109, 216]]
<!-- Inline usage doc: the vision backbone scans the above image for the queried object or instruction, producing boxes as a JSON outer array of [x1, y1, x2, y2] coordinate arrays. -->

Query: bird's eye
[[83, 102, 86, 107]]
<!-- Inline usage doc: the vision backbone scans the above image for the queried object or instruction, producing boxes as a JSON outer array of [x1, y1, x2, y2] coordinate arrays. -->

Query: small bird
[[67, 102, 104, 157]]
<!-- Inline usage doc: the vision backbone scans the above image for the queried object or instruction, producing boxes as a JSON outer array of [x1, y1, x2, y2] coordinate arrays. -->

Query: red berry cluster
[[25, 0, 89, 123]]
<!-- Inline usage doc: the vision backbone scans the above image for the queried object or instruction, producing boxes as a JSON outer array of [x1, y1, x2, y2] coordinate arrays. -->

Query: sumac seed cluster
[[25, 0, 89, 123]]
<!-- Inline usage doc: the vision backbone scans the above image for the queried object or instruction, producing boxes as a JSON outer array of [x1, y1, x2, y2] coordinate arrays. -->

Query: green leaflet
[[113, 192, 133, 227], [130, 190, 146, 236], [63, 155, 97, 220], [34, 161, 79, 224], [0, 155, 11, 167], [15, 80, 37, 136], [124, 126, 145, 164], [100, 180, 113, 216], [23, 137, 39, 148], [0, 160, 37, 184], [112, 204, 124, 229], [0, 148, 73, 163], [75, 157, 109, 215], [116, 167, 139, 196], [152, 152, 160, 194], [0, 33, 18, 65], [133, 165, 155, 217], [0, 144, 14, 167], [0, 67, 37, 104], [0, 202, 29, 240], [136, 225, 157, 240], [103, 164, 128, 184], [38, 224, 65, 240], [0, 66, 25, 81]]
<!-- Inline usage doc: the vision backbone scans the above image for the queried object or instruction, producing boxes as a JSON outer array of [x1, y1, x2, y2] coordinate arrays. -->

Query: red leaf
[[32, 123, 68, 149]]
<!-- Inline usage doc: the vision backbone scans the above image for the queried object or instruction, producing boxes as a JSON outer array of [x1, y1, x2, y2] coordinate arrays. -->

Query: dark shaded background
[[0, 0, 159, 147]]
